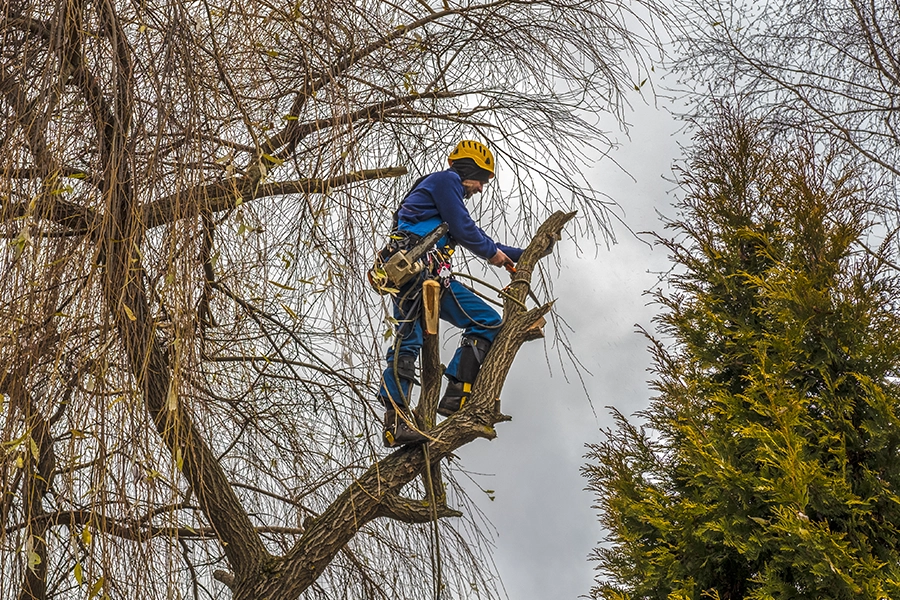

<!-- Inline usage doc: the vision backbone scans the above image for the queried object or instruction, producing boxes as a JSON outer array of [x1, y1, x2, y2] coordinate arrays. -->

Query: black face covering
[[449, 158, 492, 183]]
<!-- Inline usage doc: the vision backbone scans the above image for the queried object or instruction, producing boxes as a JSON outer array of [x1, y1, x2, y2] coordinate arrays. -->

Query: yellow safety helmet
[[448, 140, 495, 178]]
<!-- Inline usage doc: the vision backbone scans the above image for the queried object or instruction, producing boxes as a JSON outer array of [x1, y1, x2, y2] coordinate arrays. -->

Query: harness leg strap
[[438, 336, 491, 417], [395, 354, 420, 385]]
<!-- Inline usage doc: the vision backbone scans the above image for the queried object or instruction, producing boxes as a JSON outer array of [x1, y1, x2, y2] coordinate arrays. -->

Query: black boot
[[383, 408, 428, 447], [438, 378, 471, 417]]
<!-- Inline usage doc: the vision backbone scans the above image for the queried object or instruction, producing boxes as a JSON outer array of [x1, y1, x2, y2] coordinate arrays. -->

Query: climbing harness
[[368, 223, 450, 294]]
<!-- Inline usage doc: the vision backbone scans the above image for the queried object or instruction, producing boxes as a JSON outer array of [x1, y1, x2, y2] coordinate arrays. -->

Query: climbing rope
[[422, 443, 444, 600]]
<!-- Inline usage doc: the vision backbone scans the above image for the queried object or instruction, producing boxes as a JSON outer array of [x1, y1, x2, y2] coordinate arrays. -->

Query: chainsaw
[[368, 223, 450, 294]]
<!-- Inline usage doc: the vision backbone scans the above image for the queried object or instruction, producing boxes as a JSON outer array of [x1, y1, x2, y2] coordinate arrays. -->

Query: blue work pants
[[378, 277, 501, 408]]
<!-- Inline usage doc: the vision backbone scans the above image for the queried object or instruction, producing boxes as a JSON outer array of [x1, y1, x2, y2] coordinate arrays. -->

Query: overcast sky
[[453, 95, 685, 599]]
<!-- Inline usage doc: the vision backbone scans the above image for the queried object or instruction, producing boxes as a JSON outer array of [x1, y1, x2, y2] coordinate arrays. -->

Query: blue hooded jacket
[[395, 170, 523, 262]]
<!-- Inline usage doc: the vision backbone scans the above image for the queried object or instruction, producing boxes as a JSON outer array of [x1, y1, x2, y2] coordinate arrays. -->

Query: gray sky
[[454, 96, 684, 599]]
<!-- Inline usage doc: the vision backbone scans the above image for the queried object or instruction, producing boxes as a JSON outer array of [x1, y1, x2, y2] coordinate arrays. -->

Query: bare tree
[[673, 0, 900, 189], [0, 0, 664, 598]]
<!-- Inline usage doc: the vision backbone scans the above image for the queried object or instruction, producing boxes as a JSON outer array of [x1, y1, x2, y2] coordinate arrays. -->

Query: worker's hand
[[488, 249, 513, 269]]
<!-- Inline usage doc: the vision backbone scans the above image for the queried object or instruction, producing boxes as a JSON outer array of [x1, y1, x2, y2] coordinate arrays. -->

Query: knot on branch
[[376, 492, 463, 523], [213, 570, 235, 588]]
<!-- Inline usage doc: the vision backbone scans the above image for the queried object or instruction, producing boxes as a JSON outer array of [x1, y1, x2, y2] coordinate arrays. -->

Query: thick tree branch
[[3, 197, 96, 233], [0, 67, 56, 174], [139, 167, 408, 230], [2, 14, 52, 39], [108, 280, 271, 577], [2, 167, 408, 234], [418, 318, 446, 506], [62, 0, 121, 172], [418, 332, 443, 427], [232, 211, 573, 600]]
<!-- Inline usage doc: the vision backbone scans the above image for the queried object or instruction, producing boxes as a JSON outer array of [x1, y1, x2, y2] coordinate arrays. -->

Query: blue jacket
[[395, 170, 523, 262]]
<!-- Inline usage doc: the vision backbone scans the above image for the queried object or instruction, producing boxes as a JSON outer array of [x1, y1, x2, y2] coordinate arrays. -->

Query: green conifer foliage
[[585, 110, 900, 600]]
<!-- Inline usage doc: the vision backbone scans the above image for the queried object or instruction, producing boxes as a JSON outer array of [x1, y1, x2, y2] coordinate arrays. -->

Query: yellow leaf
[[175, 447, 183, 471], [123, 305, 137, 321], [28, 550, 41, 572], [28, 436, 39, 461], [261, 153, 284, 165], [138, 24, 147, 33], [89, 576, 104, 599], [167, 381, 178, 411], [268, 279, 296, 291], [283, 115, 299, 121], [4, 432, 27, 450], [68, 172, 87, 179], [74, 563, 83, 585], [81, 527, 92, 545], [281, 303, 299, 319]]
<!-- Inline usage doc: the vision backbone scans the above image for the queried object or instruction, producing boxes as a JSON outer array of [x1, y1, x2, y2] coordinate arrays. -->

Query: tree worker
[[376, 140, 523, 447]]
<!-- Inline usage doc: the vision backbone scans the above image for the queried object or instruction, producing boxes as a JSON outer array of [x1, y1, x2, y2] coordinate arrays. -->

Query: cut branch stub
[[418, 333, 443, 428], [375, 493, 462, 522]]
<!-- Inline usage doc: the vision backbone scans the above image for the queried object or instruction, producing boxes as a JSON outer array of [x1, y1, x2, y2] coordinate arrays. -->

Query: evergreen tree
[[585, 110, 900, 600]]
